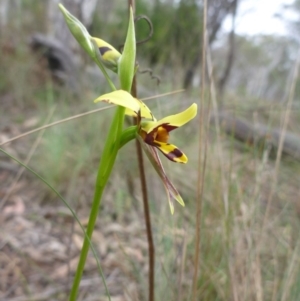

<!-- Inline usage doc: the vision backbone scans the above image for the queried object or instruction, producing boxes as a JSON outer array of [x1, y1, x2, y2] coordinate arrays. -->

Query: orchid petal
[[154, 141, 187, 163]]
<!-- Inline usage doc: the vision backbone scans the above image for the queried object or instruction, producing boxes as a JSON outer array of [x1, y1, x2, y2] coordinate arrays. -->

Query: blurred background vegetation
[[1, 0, 300, 300]]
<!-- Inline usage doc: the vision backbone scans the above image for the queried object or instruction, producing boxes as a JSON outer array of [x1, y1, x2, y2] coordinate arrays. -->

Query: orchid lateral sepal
[[137, 134, 184, 215]]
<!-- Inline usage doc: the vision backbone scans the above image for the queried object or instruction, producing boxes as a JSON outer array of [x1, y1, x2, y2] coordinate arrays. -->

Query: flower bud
[[91, 37, 121, 73], [58, 4, 95, 58]]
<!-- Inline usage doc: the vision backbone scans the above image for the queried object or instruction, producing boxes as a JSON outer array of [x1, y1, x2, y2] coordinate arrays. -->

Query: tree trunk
[[183, 0, 239, 89], [217, 0, 238, 100]]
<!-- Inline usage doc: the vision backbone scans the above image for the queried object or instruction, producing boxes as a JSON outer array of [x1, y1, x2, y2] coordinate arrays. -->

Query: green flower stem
[[69, 106, 125, 301], [119, 125, 137, 149], [92, 50, 117, 91]]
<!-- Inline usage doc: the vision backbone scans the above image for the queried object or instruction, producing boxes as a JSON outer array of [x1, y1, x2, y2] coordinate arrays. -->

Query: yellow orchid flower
[[94, 90, 155, 120], [94, 90, 197, 214], [139, 104, 197, 163]]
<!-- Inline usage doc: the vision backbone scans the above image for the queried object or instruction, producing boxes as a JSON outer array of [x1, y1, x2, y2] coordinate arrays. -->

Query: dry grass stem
[[192, 0, 208, 299], [206, 45, 228, 215]]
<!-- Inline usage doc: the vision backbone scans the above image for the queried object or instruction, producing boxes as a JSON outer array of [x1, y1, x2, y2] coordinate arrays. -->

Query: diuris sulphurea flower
[[94, 92, 197, 164], [137, 104, 197, 213], [93, 89, 197, 213]]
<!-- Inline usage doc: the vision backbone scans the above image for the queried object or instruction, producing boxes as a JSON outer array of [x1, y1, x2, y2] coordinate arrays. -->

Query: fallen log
[[211, 112, 300, 161]]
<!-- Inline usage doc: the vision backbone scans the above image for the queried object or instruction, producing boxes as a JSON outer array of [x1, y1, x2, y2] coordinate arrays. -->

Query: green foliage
[[91, 0, 203, 69], [173, 0, 202, 66], [137, 0, 202, 67], [136, 1, 176, 66]]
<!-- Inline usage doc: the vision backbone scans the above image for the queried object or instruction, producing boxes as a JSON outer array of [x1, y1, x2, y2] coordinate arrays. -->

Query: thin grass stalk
[[253, 255, 263, 301], [206, 47, 228, 216], [177, 236, 187, 301], [207, 41, 236, 298], [280, 241, 300, 301], [229, 257, 239, 301], [192, 0, 208, 299], [271, 246, 280, 301]]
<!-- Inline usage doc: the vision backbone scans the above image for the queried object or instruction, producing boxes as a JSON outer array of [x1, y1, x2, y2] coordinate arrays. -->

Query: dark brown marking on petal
[[152, 141, 161, 148], [151, 142, 184, 162], [166, 147, 183, 161], [99, 47, 112, 56], [147, 123, 178, 139], [144, 133, 156, 145], [160, 123, 178, 132], [143, 128, 157, 145]]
